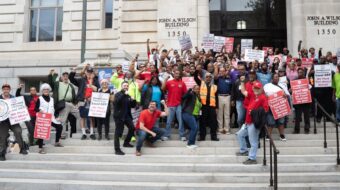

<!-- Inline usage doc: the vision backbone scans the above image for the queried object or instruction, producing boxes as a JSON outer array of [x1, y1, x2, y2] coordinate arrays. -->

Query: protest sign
[[291, 79, 312, 105], [34, 113, 52, 140], [213, 36, 225, 52], [98, 68, 114, 90], [202, 34, 214, 51], [182, 77, 196, 89], [241, 39, 253, 54], [268, 91, 291, 120], [225, 37, 234, 53], [314, 64, 332, 88], [122, 61, 130, 73], [8, 96, 31, 125], [301, 58, 314, 68], [88, 92, 110, 118], [179, 35, 193, 50], [132, 108, 142, 126], [0, 99, 10, 122], [244, 49, 265, 62]]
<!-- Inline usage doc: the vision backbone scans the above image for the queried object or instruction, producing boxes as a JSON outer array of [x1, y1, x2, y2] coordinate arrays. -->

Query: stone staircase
[[2, 121, 340, 190]]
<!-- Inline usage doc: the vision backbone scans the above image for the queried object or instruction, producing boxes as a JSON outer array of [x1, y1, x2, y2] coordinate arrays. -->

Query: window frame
[[103, 0, 113, 29], [29, 0, 63, 42]]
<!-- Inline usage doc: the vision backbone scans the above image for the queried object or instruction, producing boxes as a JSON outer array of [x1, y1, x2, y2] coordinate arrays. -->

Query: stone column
[[197, 0, 210, 49]]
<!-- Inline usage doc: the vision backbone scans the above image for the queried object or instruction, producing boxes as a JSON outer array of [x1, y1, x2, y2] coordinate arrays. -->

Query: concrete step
[[1, 178, 340, 190], [0, 169, 339, 183], [1, 160, 338, 173]]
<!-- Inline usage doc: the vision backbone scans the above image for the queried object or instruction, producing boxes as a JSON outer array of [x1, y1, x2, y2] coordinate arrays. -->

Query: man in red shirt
[[161, 70, 187, 140], [135, 101, 168, 156], [237, 80, 269, 165]]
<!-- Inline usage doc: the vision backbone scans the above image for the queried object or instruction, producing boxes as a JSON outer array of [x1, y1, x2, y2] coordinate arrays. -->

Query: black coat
[[113, 91, 136, 121], [250, 107, 267, 130], [69, 72, 100, 102]]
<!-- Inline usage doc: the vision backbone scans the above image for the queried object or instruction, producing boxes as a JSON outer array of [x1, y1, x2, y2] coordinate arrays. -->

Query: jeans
[[236, 100, 246, 127], [336, 99, 340, 122], [237, 123, 260, 160], [136, 127, 165, 151], [182, 112, 198, 145], [164, 105, 184, 138]]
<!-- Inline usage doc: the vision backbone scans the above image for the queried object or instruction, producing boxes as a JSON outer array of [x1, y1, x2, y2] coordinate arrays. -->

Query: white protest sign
[[244, 49, 265, 62], [202, 34, 214, 51], [8, 96, 31, 125], [241, 39, 253, 54], [0, 99, 10, 122], [122, 61, 130, 73], [88, 92, 110, 118], [213, 36, 226, 52], [178, 35, 193, 50], [314, 64, 332, 88], [132, 108, 142, 126]]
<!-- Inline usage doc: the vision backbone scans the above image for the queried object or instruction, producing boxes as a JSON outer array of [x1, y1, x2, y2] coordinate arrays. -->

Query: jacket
[[181, 89, 200, 114], [141, 85, 164, 109], [113, 91, 136, 121], [69, 71, 100, 102], [48, 73, 76, 104], [250, 107, 267, 130]]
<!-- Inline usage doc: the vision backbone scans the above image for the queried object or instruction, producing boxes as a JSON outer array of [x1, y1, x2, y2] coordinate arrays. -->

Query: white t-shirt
[[263, 83, 283, 96]]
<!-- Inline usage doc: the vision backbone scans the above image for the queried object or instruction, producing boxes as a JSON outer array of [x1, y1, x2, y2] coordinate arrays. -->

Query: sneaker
[[81, 134, 87, 140], [236, 151, 248, 156], [181, 137, 187, 141], [38, 148, 46, 154], [20, 149, 28, 155], [90, 134, 96, 140], [130, 136, 136, 142], [186, 145, 198, 149], [265, 135, 270, 141], [123, 143, 134, 148], [85, 129, 90, 134], [243, 159, 257, 165], [98, 135, 102, 141], [105, 135, 110, 141], [135, 151, 142, 156], [197, 137, 205, 141], [115, 149, 125, 155], [54, 143, 64, 147], [280, 135, 287, 141], [304, 129, 310, 134], [161, 137, 169, 141], [211, 138, 220, 141]]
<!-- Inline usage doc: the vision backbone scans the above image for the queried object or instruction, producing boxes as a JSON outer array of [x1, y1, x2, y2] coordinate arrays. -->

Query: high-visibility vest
[[200, 81, 217, 107]]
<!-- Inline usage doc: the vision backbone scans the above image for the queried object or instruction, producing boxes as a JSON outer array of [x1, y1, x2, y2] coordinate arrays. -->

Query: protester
[[256, 63, 272, 86], [231, 64, 247, 128], [333, 62, 340, 123], [135, 101, 168, 156], [97, 79, 114, 140]]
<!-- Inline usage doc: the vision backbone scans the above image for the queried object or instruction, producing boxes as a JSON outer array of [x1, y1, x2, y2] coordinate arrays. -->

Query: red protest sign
[[301, 58, 314, 68], [225, 37, 234, 53], [34, 113, 52, 140], [268, 91, 291, 120], [182, 77, 196, 89], [291, 79, 312, 105]]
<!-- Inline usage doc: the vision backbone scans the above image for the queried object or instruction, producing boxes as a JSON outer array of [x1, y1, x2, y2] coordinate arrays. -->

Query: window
[[237, 20, 247, 29], [104, 0, 113, 28], [226, 0, 254, 12], [20, 77, 48, 94], [209, 0, 221, 11], [30, 0, 63, 42]]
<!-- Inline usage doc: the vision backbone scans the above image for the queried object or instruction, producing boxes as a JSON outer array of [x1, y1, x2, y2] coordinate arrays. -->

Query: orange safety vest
[[200, 81, 217, 107]]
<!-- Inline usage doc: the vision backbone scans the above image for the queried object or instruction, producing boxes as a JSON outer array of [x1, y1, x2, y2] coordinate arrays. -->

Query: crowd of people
[[0, 39, 339, 165]]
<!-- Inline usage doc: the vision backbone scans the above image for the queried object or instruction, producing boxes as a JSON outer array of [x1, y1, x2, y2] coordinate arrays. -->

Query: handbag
[[55, 84, 70, 112]]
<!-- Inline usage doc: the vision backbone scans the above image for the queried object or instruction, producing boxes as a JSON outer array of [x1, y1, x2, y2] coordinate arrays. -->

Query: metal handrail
[[263, 126, 280, 190], [314, 98, 340, 165]]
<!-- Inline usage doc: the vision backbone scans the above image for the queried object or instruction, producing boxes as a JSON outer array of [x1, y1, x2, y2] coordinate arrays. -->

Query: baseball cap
[[253, 81, 263, 89]]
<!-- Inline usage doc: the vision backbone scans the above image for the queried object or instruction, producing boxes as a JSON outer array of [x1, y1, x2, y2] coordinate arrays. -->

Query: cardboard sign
[[213, 36, 225, 52], [88, 92, 110, 118], [8, 96, 31, 125], [202, 34, 214, 51], [301, 58, 314, 68], [34, 113, 52, 140], [291, 79, 312, 105], [268, 91, 291, 120], [241, 39, 253, 54], [122, 61, 130, 73], [244, 49, 265, 62], [179, 35, 193, 50], [0, 99, 10, 122], [314, 64, 332, 88], [225, 37, 234, 53], [182, 77, 196, 89]]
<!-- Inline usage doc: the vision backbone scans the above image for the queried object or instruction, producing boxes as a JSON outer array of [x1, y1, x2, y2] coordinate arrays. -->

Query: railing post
[[263, 131, 266, 166], [336, 123, 340, 165], [323, 114, 328, 148], [274, 150, 278, 190], [314, 100, 317, 134], [269, 141, 273, 187]]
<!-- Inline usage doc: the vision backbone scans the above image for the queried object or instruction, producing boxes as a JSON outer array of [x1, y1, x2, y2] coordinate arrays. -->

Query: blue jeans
[[237, 123, 260, 160], [136, 127, 165, 151], [182, 112, 198, 145], [236, 101, 246, 127], [164, 105, 184, 138], [336, 99, 340, 122]]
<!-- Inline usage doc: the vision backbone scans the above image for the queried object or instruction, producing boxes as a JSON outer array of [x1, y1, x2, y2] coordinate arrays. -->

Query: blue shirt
[[256, 72, 272, 86], [142, 85, 162, 109], [216, 77, 232, 95]]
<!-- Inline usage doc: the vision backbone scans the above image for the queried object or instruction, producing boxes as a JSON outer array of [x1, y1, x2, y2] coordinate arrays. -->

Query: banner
[[182, 77, 196, 89], [34, 113, 52, 140], [244, 49, 265, 62], [202, 34, 214, 51], [291, 79, 312, 105], [314, 64, 332, 88], [98, 68, 114, 90], [241, 39, 253, 54], [268, 91, 291, 120], [132, 108, 142, 126], [301, 58, 314, 68], [213, 36, 225, 52], [88, 92, 110, 118], [225, 37, 234, 53], [0, 99, 10, 122], [178, 35, 193, 50], [8, 96, 31, 125]]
